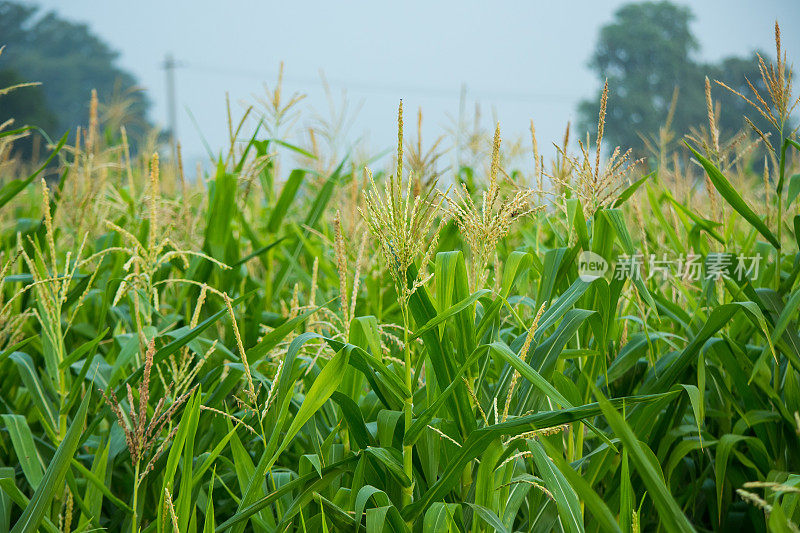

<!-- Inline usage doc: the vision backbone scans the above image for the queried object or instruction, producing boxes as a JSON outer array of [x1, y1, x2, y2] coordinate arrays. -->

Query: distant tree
[[706, 54, 775, 140], [0, 1, 152, 146], [579, 1, 778, 159], [0, 68, 58, 159]]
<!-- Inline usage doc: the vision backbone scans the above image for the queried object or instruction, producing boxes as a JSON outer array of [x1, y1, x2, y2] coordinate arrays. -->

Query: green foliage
[[0, 69, 57, 159], [0, 25, 798, 533], [579, 1, 785, 158], [0, 1, 152, 144]]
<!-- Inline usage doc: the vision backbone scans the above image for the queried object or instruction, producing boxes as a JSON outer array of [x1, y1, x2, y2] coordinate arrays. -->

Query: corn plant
[[0, 23, 799, 533]]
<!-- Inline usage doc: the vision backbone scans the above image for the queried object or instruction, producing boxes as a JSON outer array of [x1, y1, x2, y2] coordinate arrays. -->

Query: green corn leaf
[[0, 468, 60, 533], [0, 132, 68, 210], [279, 348, 350, 455], [612, 172, 653, 208], [11, 390, 91, 533], [465, 503, 510, 533], [216, 457, 358, 531], [409, 288, 490, 341], [1, 415, 44, 490], [203, 468, 216, 533], [10, 352, 58, 439], [274, 160, 346, 292], [593, 386, 695, 533], [685, 142, 780, 248], [528, 440, 584, 533], [330, 392, 374, 450], [541, 439, 621, 533], [77, 439, 111, 527], [714, 434, 756, 524], [785, 173, 800, 207], [403, 392, 675, 521], [158, 389, 201, 529], [267, 169, 306, 232], [69, 458, 133, 514], [423, 503, 459, 533]]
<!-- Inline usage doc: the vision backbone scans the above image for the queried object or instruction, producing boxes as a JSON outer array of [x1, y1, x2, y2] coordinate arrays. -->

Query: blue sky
[[27, 0, 800, 167]]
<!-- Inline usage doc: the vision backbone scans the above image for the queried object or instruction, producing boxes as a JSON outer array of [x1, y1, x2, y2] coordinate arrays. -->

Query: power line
[[174, 61, 581, 104], [161, 53, 184, 162]]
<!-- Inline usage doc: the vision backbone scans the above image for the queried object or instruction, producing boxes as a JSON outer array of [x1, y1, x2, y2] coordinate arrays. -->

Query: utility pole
[[162, 53, 178, 164]]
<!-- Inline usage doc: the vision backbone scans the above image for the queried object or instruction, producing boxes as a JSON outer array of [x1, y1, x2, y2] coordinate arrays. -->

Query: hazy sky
[[28, 0, 800, 167]]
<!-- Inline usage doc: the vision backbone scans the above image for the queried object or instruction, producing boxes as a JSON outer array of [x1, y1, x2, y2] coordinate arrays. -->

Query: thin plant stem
[[776, 137, 788, 289], [132, 461, 140, 533], [401, 303, 413, 508]]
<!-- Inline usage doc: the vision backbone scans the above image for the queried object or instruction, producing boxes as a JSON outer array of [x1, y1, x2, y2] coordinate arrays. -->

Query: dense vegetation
[[577, 1, 786, 158], [0, 0, 152, 147], [0, 22, 799, 533]]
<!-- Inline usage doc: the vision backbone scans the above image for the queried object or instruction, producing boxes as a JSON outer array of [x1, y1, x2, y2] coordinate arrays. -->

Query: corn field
[[0, 24, 799, 533]]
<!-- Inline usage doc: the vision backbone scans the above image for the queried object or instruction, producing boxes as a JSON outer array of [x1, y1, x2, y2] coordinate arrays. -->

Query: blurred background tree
[[579, 1, 781, 160], [0, 69, 58, 159], [0, 0, 152, 157]]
